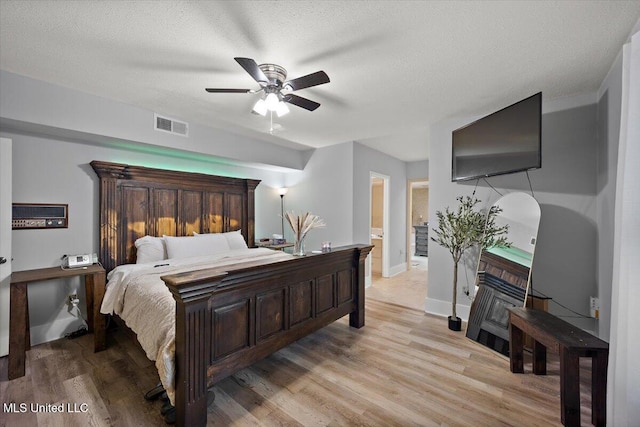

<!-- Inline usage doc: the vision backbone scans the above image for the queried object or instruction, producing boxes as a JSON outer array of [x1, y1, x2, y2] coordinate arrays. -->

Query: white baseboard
[[389, 262, 407, 277], [424, 297, 470, 322]]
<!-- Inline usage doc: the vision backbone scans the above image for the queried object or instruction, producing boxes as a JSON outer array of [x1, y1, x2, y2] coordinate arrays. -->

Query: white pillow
[[194, 230, 248, 250], [135, 236, 167, 264], [164, 234, 230, 259], [224, 230, 249, 250]]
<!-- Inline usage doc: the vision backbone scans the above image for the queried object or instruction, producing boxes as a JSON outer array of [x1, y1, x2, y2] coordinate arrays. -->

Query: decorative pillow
[[194, 230, 248, 250], [163, 234, 230, 259], [135, 236, 167, 264]]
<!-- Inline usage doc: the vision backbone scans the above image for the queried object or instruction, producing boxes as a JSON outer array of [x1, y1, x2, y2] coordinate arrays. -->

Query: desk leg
[[592, 351, 608, 427], [84, 274, 94, 333], [532, 340, 547, 375], [560, 347, 580, 426], [85, 271, 107, 352], [8, 281, 28, 380], [509, 321, 524, 373]]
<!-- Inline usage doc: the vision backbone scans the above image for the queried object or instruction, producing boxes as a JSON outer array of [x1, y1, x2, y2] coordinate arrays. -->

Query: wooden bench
[[508, 307, 609, 427]]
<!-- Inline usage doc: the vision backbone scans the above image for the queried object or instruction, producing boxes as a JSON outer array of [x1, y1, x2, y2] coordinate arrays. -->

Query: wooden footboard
[[161, 244, 372, 427]]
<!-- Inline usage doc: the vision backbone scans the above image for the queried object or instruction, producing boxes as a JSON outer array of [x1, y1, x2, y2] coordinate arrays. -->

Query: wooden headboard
[[90, 161, 260, 272]]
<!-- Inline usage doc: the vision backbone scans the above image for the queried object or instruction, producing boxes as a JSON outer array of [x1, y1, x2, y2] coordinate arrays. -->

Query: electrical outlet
[[590, 296, 600, 319]]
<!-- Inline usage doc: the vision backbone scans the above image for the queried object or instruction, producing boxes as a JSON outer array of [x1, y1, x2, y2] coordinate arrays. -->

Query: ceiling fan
[[205, 57, 330, 117]]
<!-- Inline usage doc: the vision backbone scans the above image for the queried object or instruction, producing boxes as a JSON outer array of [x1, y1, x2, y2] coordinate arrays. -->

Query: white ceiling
[[1, 1, 639, 162]]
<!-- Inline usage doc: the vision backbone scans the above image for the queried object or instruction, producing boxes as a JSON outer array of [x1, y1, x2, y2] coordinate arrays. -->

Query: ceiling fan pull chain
[[270, 111, 274, 134]]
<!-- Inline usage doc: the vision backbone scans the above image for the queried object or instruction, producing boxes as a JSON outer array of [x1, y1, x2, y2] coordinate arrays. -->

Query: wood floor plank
[[1, 294, 599, 426]]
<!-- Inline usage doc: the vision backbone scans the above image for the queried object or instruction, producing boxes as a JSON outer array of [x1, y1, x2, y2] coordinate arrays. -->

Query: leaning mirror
[[466, 192, 541, 355]]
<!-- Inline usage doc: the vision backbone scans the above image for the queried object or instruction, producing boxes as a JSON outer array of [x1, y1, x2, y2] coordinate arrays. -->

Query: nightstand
[[257, 242, 294, 251]]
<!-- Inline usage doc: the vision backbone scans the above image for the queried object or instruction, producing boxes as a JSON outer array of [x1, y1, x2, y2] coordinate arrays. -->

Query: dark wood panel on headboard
[[90, 161, 260, 272]]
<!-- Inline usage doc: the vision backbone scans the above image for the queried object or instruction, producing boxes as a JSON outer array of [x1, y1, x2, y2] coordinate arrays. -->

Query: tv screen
[[451, 92, 542, 182]]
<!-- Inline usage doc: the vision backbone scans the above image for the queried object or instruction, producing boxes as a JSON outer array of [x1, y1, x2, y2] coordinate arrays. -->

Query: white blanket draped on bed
[[100, 248, 292, 405]]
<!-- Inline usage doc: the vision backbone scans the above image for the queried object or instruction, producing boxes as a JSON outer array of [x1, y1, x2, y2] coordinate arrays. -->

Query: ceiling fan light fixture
[[265, 93, 280, 111], [276, 101, 289, 117], [253, 98, 267, 116], [206, 57, 329, 115]]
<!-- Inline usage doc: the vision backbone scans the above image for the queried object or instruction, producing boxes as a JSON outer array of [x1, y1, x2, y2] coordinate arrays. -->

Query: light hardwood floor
[[367, 255, 428, 311], [1, 294, 596, 426]]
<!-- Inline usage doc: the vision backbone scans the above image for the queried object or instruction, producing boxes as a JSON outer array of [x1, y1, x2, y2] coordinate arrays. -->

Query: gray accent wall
[[428, 102, 601, 332]]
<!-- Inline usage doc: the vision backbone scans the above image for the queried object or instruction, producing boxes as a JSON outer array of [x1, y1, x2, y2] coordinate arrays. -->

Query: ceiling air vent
[[154, 113, 189, 137]]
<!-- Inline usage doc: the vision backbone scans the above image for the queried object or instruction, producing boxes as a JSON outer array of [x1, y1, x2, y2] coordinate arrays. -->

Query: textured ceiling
[[1, 1, 639, 162]]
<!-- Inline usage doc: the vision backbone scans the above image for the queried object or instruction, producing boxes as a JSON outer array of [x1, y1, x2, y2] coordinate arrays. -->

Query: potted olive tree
[[431, 196, 510, 331]]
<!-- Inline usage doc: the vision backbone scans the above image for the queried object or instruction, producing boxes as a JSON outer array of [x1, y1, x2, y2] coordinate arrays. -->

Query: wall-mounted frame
[[12, 203, 68, 229]]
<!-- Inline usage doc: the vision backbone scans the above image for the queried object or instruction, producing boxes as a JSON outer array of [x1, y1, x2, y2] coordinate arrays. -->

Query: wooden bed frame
[[90, 161, 372, 427]]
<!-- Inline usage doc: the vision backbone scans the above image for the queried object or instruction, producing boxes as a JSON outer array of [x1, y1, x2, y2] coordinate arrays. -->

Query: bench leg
[[532, 340, 547, 375], [560, 347, 580, 426], [509, 322, 524, 373], [592, 351, 608, 427]]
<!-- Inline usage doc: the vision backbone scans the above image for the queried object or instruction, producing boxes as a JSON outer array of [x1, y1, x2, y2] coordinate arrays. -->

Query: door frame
[[370, 172, 390, 278], [0, 137, 12, 357], [406, 178, 429, 270]]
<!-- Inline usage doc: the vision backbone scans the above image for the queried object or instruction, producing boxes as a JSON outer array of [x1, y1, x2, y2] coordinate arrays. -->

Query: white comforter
[[100, 248, 292, 405]]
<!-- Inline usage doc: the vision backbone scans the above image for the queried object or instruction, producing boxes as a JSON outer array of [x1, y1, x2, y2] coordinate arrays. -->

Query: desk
[[508, 307, 608, 427], [9, 264, 107, 380]]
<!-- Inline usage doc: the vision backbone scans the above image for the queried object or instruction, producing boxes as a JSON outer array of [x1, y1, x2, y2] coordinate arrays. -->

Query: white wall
[[353, 142, 408, 274], [427, 115, 478, 318], [407, 160, 429, 180], [596, 50, 623, 341], [283, 142, 355, 251], [428, 100, 600, 331]]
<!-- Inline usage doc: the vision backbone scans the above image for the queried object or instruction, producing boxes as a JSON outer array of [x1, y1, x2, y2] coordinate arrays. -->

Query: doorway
[[406, 179, 429, 271], [370, 172, 389, 280], [366, 176, 427, 311]]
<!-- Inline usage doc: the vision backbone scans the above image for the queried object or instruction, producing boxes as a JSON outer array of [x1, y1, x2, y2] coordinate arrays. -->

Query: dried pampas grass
[[284, 211, 326, 241]]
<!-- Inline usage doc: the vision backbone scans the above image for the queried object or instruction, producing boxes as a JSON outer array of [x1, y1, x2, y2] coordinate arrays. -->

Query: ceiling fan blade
[[205, 88, 252, 93], [234, 57, 269, 84], [284, 71, 330, 91], [283, 94, 321, 111]]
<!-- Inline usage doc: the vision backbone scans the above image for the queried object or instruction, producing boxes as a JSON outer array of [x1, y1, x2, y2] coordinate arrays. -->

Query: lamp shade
[[276, 101, 289, 117], [265, 93, 280, 111], [253, 98, 267, 116], [277, 187, 288, 196]]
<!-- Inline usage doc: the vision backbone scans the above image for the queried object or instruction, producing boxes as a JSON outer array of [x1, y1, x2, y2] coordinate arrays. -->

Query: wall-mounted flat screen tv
[[452, 92, 542, 182]]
